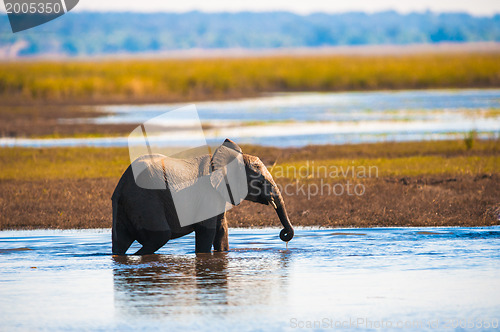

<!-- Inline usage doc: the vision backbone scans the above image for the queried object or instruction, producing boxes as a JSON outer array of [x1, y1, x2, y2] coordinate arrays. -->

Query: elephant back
[[131, 153, 211, 191]]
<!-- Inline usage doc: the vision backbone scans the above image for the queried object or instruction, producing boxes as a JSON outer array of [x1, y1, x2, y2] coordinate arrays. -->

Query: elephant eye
[[251, 162, 260, 170], [252, 178, 264, 186]]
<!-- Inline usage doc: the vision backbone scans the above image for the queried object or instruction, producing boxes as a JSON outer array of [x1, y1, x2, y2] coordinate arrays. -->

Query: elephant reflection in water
[[112, 250, 292, 318], [112, 253, 229, 316]]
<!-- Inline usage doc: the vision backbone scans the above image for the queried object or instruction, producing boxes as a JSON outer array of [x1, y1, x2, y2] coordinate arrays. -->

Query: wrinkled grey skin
[[112, 139, 294, 255]]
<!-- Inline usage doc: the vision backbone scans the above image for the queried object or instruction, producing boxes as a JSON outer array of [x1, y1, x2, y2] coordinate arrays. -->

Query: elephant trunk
[[271, 191, 294, 242]]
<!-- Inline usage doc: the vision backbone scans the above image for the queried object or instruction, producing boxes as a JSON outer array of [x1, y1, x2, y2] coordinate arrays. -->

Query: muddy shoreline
[[0, 174, 497, 230], [1, 141, 498, 230]]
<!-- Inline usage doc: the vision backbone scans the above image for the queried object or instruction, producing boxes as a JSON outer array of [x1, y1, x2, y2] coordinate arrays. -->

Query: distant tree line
[[1, 11, 499, 56]]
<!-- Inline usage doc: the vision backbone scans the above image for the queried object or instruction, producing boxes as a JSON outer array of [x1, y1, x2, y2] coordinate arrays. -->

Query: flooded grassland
[[0, 228, 499, 331]]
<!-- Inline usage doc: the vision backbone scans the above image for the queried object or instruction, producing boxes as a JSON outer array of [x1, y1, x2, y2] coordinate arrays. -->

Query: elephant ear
[[210, 139, 248, 206], [211, 138, 242, 169]]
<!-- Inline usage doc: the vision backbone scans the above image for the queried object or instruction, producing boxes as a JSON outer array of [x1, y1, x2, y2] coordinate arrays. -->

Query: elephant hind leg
[[134, 229, 172, 255], [112, 201, 135, 255], [112, 226, 134, 255]]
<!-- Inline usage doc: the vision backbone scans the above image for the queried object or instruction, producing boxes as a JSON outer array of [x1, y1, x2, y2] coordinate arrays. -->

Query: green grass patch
[[485, 108, 500, 118], [0, 147, 129, 180], [273, 155, 499, 180], [35, 132, 126, 139], [0, 140, 498, 181]]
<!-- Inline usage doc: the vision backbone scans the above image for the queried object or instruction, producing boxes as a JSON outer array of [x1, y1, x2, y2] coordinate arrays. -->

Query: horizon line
[[1, 8, 500, 17]]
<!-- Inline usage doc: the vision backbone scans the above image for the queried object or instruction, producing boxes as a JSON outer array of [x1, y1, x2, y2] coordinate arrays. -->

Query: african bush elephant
[[111, 139, 294, 255]]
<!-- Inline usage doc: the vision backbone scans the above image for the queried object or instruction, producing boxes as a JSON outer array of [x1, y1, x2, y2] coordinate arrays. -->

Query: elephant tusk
[[270, 199, 277, 209]]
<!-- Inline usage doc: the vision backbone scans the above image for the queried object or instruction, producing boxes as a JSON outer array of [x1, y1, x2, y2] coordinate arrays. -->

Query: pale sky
[[72, 0, 500, 15]]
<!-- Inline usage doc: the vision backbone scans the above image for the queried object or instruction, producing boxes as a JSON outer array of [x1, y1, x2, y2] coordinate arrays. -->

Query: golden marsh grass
[[1, 53, 500, 104]]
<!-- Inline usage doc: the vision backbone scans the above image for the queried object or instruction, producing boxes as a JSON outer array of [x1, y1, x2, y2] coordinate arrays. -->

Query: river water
[[1, 227, 499, 331], [1, 89, 499, 148]]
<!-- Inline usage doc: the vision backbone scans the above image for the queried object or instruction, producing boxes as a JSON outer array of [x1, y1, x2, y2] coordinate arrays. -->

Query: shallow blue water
[[1, 89, 499, 148], [0, 227, 499, 331], [101, 89, 500, 123]]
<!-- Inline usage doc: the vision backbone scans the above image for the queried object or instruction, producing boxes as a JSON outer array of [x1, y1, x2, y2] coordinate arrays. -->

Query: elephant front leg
[[134, 229, 172, 255], [194, 217, 217, 253], [213, 213, 229, 252]]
